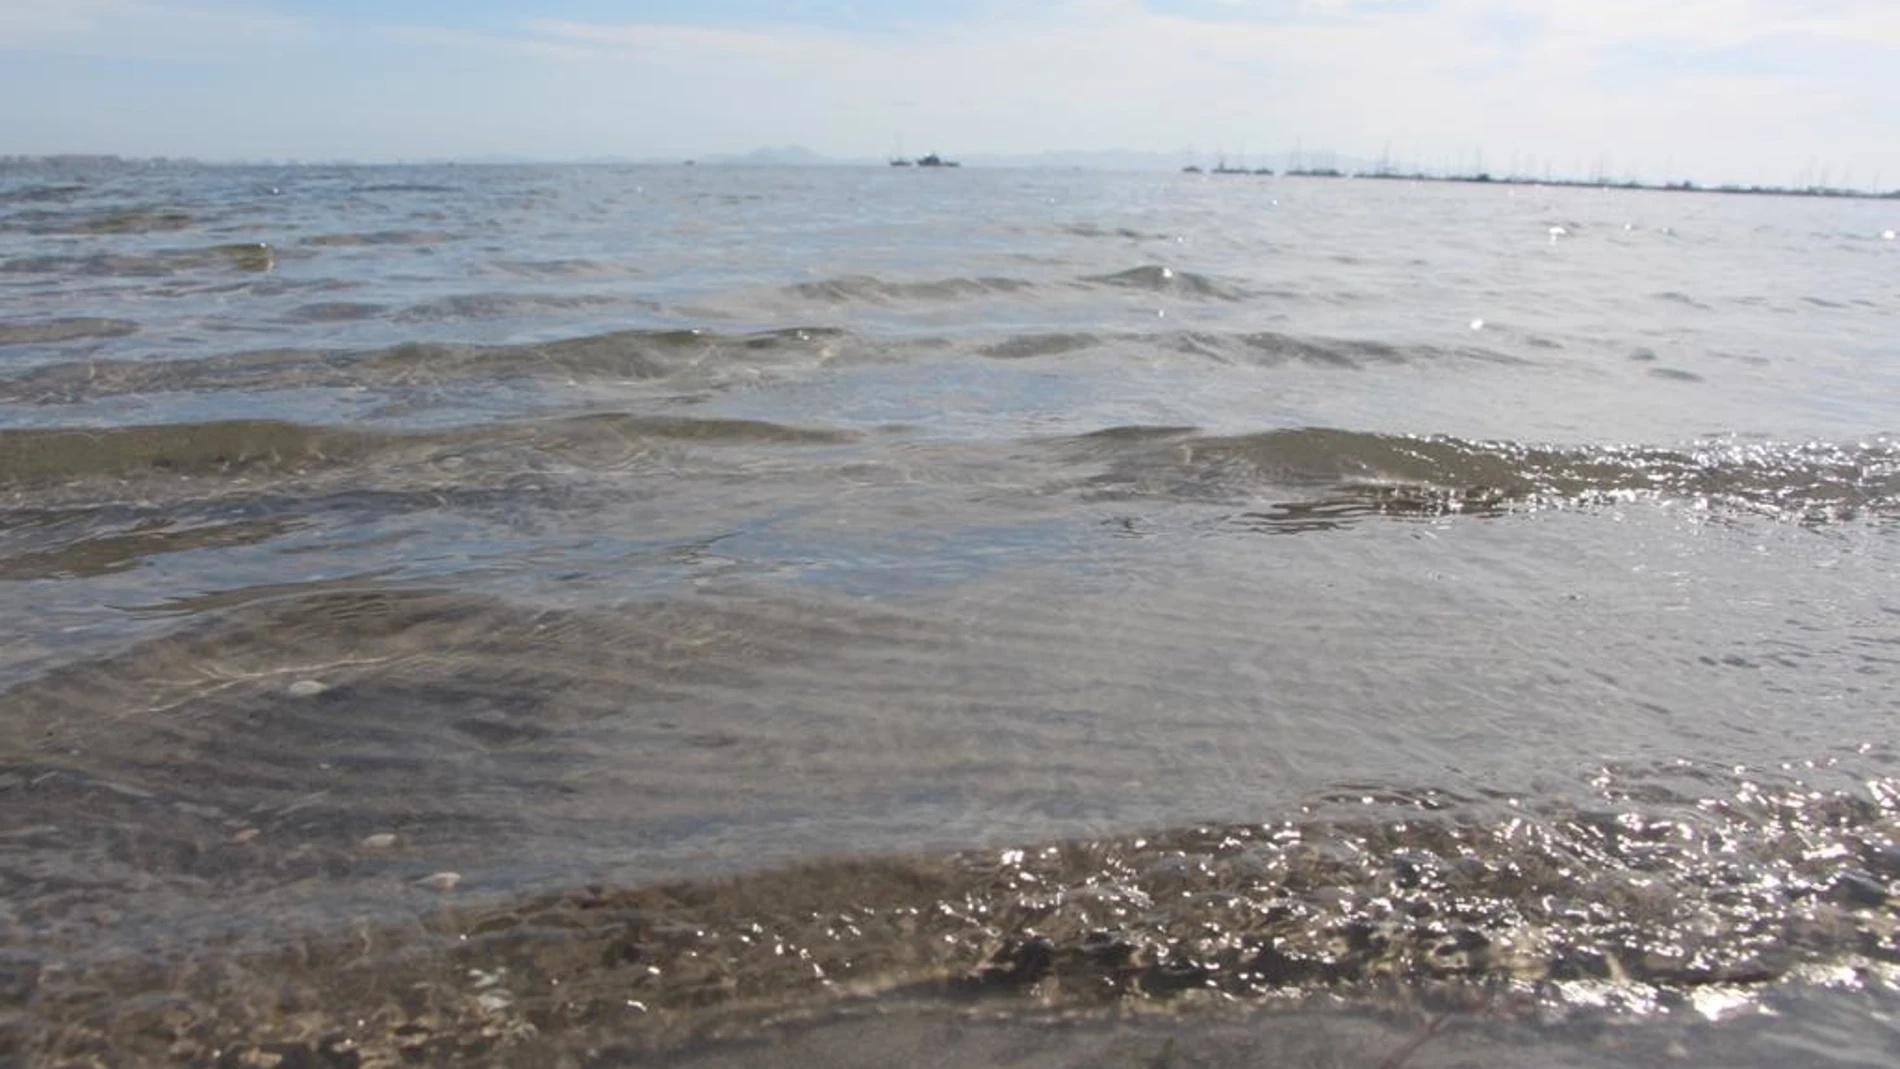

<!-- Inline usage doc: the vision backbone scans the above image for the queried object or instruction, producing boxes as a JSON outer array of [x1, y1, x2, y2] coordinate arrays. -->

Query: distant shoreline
[[5, 154, 1898, 202]]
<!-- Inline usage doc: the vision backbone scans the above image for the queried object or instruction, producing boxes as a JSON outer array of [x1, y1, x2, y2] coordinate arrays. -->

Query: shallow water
[[4, 162, 1900, 1066]]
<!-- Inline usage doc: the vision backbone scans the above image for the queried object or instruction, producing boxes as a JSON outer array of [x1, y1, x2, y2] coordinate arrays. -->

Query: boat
[[889, 157, 914, 167], [916, 153, 960, 168]]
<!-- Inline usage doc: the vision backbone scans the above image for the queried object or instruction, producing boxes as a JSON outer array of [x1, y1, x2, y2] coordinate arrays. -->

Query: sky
[[2, 0, 1897, 186]]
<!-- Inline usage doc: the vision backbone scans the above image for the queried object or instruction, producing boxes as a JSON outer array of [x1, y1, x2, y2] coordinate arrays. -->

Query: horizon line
[[4, 150, 1896, 199]]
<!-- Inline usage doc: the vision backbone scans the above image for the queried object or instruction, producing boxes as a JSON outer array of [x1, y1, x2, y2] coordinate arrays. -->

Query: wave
[[1080, 265, 1248, 300], [1168, 329, 1524, 369], [0, 317, 139, 347], [0, 419, 384, 485], [485, 257, 630, 279], [352, 183, 461, 195], [979, 332, 1101, 359], [281, 300, 387, 323], [1062, 427, 1900, 527], [16, 753, 1898, 1065], [784, 275, 1036, 303], [2, 205, 194, 234], [0, 412, 855, 489], [0, 326, 854, 404], [391, 291, 637, 323], [0, 323, 1520, 406], [970, 328, 1516, 368], [1059, 223, 1171, 241], [0, 183, 89, 204], [0, 241, 274, 277], [299, 229, 457, 247]]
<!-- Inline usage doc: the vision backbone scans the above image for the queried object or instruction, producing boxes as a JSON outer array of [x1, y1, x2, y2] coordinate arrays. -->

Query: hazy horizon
[[3, 0, 1898, 190]]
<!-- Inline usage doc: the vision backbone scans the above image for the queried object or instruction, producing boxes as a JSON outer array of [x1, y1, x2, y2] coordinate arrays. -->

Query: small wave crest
[[1065, 427, 1900, 527], [784, 275, 1036, 303], [1081, 265, 1247, 300]]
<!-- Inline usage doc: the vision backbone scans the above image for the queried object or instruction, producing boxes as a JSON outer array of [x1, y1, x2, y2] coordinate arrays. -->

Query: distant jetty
[[1270, 166, 1900, 202], [1166, 153, 1900, 201]]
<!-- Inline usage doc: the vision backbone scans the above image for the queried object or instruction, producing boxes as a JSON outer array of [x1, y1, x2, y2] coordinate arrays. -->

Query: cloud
[[348, 0, 1896, 180], [0, 0, 308, 57], [3, 0, 1894, 178]]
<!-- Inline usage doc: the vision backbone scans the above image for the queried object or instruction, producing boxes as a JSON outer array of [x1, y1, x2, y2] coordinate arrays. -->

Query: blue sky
[[3, 0, 1897, 185]]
